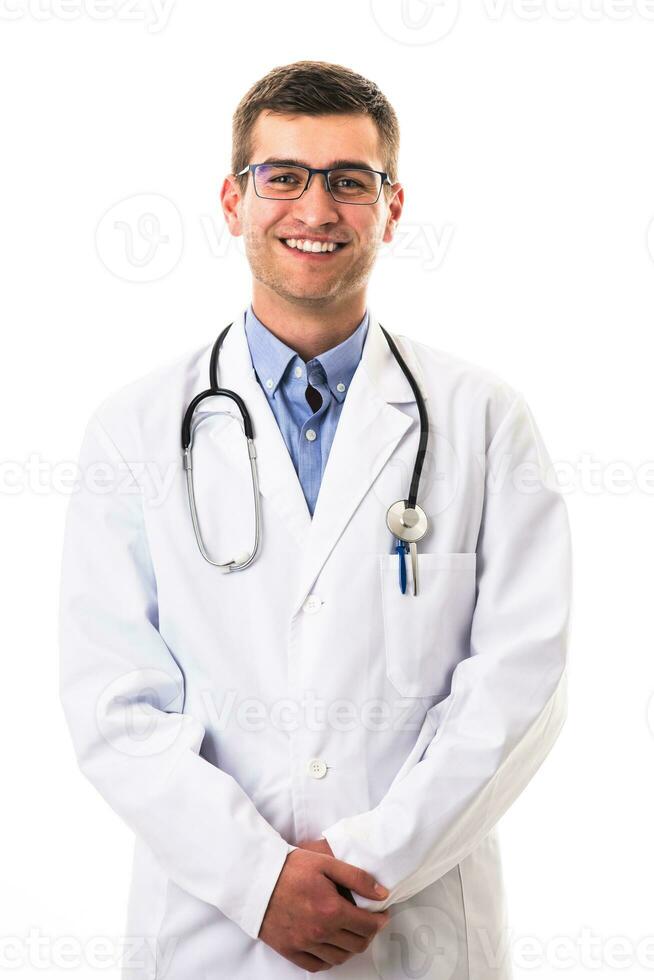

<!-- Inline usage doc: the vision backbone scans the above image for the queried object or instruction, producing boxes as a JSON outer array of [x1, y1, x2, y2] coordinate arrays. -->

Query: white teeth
[[283, 238, 340, 253]]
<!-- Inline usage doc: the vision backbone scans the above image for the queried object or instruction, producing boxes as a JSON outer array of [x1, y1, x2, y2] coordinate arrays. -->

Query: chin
[[266, 276, 343, 304]]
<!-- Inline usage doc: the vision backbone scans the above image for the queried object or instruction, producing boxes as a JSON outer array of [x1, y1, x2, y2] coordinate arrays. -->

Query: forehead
[[249, 111, 383, 169]]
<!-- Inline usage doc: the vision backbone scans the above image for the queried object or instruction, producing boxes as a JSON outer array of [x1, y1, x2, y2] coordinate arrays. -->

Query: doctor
[[59, 60, 572, 979]]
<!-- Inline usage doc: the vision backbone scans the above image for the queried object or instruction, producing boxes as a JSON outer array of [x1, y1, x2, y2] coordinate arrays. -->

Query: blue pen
[[394, 537, 408, 594]]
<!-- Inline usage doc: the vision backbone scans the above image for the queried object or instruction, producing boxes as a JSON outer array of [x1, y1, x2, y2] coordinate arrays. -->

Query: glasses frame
[[235, 163, 393, 206]]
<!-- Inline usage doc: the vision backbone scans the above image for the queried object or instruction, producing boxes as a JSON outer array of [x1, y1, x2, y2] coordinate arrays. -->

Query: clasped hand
[[258, 836, 391, 974]]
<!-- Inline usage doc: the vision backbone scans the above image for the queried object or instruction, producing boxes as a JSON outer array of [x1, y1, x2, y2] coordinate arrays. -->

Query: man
[[59, 60, 572, 979]]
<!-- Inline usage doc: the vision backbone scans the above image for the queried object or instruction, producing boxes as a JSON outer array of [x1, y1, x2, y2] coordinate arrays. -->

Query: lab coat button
[[308, 758, 327, 779], [302, 594, 322, 613]]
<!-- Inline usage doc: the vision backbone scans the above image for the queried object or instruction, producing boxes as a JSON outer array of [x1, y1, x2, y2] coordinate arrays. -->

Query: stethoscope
[[181, 322, 429, 595]]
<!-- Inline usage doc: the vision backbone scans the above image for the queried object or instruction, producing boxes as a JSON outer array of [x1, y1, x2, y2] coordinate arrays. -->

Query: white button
[[336, 382, 346, 392], [305, 429, 317, 442], [265, 378, 274, 389], [302, 594, 322, 613], [308, 758, 327, 779], [294, 366, 303, 378]]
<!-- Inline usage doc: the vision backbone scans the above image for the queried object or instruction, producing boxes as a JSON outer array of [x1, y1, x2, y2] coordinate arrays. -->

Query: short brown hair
[[231, 60, 400, 193]]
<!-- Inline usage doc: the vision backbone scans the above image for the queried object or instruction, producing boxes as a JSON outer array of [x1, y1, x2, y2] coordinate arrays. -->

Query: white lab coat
[[58, 306, 572, 980]]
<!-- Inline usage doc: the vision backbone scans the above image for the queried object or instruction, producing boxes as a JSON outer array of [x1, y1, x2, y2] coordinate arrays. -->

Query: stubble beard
[[243, 229, 381, 310]]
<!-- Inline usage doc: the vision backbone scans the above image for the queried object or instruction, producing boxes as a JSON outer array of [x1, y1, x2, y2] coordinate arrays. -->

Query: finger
[[305, 942, 351, 967], [322, 861, 389, 902], [291, 950, 331, 972], [327, 929, 370, 954], [337, 904, 390, 939]]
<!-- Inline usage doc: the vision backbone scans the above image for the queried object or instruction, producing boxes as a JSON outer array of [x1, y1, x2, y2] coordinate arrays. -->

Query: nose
[[290, 171, 340, 226]]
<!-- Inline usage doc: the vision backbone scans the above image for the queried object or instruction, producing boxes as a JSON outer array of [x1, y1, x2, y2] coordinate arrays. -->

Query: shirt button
[[294, 366, 303, 378], [265, 378, 274, 389], [336, 382, 346, 392], [308, 758, 328, 779], [305, 429, 317, 442], [302, 594, 322, 613]]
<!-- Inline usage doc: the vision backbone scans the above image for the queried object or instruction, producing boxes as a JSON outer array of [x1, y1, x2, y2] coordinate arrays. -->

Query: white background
[[1, 1, 652, 977]]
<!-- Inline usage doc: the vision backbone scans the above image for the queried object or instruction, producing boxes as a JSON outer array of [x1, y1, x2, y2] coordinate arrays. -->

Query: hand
[[258, 846, 391, 973], [298, 839, 356, 906]]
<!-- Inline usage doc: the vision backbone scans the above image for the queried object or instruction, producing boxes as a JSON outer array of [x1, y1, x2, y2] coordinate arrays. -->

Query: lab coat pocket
[[379, 552, 477, 698]]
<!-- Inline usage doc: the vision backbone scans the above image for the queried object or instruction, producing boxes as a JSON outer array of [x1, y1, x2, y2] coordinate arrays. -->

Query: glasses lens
[[328, 169, 382, 204], [253, 165, 308, 199]]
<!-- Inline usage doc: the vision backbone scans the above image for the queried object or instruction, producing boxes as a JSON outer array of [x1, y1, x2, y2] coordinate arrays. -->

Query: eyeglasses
[[235, 163, 392, 205]]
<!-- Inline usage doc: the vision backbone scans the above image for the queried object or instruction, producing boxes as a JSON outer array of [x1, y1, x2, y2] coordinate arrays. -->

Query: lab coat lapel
[[290, 309, 429, 614]]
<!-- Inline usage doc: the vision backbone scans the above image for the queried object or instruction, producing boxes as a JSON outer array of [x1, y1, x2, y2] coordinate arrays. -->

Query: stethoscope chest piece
[[386, 500, 428, 542], [386, 500, 429, 597]]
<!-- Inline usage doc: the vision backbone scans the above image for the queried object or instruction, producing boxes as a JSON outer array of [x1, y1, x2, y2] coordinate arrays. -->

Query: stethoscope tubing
[[181, 320, 429, 578], [378, 325, 428, 512]]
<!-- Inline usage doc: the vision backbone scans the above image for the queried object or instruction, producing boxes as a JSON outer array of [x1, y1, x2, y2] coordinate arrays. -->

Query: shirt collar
[[243, 303, 369, 404]]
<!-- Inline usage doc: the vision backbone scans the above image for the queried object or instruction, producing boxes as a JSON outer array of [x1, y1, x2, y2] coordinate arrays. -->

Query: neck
[[250, 282, 367, 362]]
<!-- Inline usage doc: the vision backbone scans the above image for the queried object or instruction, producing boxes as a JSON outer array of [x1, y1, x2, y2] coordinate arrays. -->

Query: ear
[[220, 174, 244, 236], [382, 182, 404, 245]]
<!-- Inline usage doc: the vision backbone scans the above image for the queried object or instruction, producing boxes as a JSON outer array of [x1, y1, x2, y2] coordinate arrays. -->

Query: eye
[[334, 178, 363, 189], [255, 165, 307, 196], [270, 173, 299, 185], [328, 169, 380, 201]]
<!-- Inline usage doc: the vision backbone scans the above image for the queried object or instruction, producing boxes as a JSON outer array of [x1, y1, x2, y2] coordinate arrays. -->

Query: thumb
[[323, 857, 390, 901]]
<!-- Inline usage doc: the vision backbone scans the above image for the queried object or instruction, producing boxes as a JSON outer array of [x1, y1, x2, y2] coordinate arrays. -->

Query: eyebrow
[[260, 156, 379, 171]]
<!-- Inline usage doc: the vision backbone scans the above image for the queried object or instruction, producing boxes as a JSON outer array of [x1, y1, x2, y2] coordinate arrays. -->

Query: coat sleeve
[[321, 391, 572, 908], [58, 411, 295, 940]]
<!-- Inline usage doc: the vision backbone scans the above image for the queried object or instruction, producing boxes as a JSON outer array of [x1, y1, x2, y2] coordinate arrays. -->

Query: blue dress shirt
[[243, 304, 369, 516]]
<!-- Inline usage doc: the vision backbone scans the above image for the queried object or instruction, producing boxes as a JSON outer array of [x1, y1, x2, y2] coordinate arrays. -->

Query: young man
[[59, 61, 572, 979]]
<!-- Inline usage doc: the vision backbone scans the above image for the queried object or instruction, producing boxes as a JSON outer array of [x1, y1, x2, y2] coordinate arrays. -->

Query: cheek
[[354, 214, 385, 250], [242, 199, 288, 238]]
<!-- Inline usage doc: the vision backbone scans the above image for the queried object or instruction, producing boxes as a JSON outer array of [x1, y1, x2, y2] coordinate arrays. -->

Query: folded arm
[[321, 392, 572, 909], [58, 412, 295, 940]]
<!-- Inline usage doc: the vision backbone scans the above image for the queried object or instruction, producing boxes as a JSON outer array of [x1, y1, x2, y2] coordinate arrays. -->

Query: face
[[221, 111, 403, 309]]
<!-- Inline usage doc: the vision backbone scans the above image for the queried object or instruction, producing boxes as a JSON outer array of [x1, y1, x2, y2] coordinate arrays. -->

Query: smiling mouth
[[279, 237, 348, 256]]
